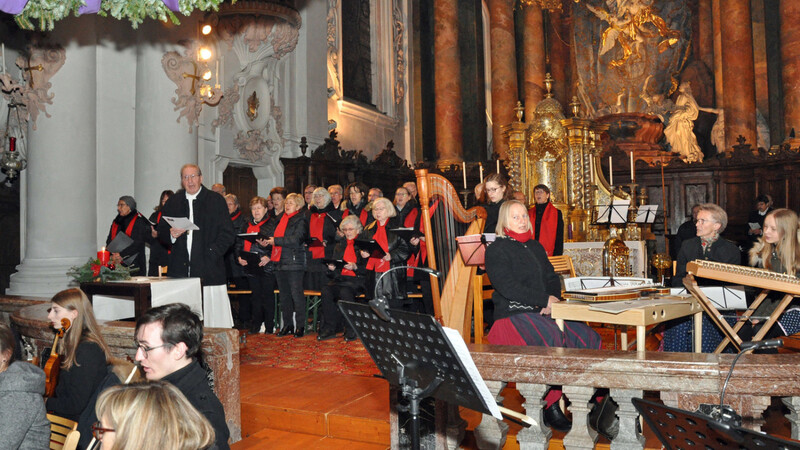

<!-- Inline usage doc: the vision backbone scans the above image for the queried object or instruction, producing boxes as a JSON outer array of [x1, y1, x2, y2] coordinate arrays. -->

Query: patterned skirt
[[487, 312, 602, 349]]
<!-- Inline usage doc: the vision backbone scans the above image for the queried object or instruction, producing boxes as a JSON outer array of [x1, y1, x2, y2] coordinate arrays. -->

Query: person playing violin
[[45, 288, 112, 422]]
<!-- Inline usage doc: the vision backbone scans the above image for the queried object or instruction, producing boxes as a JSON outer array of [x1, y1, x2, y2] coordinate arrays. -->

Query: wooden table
[[81, 280, 152, 320], [551, 296, 703, 352], [80, 277, 202, 321]]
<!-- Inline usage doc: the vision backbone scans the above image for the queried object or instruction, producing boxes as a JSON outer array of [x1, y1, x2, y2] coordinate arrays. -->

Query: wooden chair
[[47, 413, 80, 450], [548, 254, 577, 278]]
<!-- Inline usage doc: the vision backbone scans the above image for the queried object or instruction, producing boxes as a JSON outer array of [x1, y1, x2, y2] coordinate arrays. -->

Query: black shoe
[[317, 329, 337, 341], [543, 403, 572, 433], [247, 327, 261, 335], [343, 332, 358, 342], [588, 398, 619, 440], [294, 327, 305, 338], [277, 326, 294, 336]]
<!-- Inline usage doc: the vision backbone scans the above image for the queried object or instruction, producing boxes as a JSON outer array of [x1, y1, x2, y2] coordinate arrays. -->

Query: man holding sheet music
[[106, 195, 149, 273], [157, 164, 235, 328]]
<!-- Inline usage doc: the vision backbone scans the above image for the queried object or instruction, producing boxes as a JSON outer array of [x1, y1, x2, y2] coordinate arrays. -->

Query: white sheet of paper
[[588, 297, 693, 314], [441, 327, 502, 420], [670, 285, 747, 310], [597, 199, 630, 224], [635, 205, 659, 223], [163, 216, 200, 231], [564, 276, 655, 291], [748, 222, 761, 230]]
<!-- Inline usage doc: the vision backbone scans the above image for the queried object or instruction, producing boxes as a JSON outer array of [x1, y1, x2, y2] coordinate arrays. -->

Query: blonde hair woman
[[749, 208, 800, 276], [266, 192, 309, 337], [93, 381, 214, 450], [46, 288, 112, 422]]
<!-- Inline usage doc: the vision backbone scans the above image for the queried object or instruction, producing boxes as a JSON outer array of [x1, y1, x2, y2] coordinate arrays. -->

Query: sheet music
[[635, 205, 659, 223], [588, 297, 694, 314], [441, 327, 502, 420], [597, 199, 630, 224], [670, 286, 747, 310], [163, 216, 200, 231]]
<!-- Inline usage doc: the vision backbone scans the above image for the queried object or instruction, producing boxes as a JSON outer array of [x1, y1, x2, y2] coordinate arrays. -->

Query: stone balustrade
[[467, 343, 800, 449]]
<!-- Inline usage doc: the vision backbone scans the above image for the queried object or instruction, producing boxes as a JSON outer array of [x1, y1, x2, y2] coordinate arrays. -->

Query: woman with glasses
[[318, 215, 368, 341], [359, 197, 410, 311], [45, 288, 113, 422], [667, 203, 740, 352], [265, 193, 309, 338], [481, 173, 512, 237], [0, 322, 50, 449], [93, 381, 214, 450], [305, 187, 338, 292]]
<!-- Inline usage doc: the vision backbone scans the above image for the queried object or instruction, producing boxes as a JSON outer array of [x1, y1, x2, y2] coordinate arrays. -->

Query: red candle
[[97, 247, 110, 265], [8, 137, 15, 152]]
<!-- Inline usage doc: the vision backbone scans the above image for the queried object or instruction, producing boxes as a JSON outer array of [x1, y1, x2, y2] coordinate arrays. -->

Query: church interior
[[2, 0, 800, 448]]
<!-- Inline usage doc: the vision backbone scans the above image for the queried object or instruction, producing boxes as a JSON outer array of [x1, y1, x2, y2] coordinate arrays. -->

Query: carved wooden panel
[[223, 166, 258, 206]]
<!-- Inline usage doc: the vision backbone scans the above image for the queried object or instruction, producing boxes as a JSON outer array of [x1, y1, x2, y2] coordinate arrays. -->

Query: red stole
[[366, 221, 390, 272], [230, 210, 241, 221], [309, 212, 326, 259], [529, 203, 558, 256], [243, 217, 269, 252], [343, 208, 368, 226], [342, 239, 357, 277], [111, 214, 139, 240], [270, 211, 298, 262]]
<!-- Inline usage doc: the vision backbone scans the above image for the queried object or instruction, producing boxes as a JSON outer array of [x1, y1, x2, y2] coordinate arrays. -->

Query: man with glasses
[[158, 164, 235, 328], [134, 303, 230, 449]]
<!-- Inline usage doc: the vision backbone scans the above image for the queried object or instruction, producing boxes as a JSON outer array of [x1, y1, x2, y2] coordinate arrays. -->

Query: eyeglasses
[[341, 227, 357, 232], [134, 341, 168, 357], [486, 187, 501, 193], [91, 422, 115, 440], [181, 174, 199, 180]]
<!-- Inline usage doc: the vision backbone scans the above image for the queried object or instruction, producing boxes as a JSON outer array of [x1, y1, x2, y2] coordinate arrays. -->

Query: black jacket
[[485, 236, 561, 321], [45, 340, 107, 422], [157, 186, 235, 286], [673, 236, 741, 287], [235, 215, 274, 277], [106, 210, 149, 274], [269, 211, 308, 271], [359, 218, 411, 302], [326, 239, 368, 292], [148, 210, 171, 275], [307, 203, 338, 260], [344, 199, 372, 227], [225, 209, 249, 279], [482, 200, 504, 235], [163, 360, 230, 450]]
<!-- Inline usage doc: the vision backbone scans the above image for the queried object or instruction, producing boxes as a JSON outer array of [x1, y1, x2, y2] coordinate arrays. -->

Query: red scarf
[[309, 212, 326, 259], [342, 239, 357, 277], [530, 202, 558, 256], [111, 214, 139, 240], [270, 211, 299, 262], [366, 221, 390, 272], [243, 217, 269, 252], [343, 208, 368, 226], [504, 228, 533, 243], [230, 210, 241, 221]]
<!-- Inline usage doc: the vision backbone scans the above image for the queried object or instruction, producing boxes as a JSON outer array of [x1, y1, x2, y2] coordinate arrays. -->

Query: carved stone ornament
[[392, 1, 405, 104], [211, 86, 240, 132], [0, 44, 66, 130], [326, 0, 341, 99], [162, 41, 223, 132]]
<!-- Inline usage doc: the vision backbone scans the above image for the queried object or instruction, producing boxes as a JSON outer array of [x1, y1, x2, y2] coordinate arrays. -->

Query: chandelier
[[1, 101, 26, 186]]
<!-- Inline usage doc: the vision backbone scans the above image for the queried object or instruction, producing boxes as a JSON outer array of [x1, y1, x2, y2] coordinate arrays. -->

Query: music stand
[[596, 200, 630, 224], [455, 233, 496, 266], [338, 301, 501, 450], [633, 397, 800, 450]]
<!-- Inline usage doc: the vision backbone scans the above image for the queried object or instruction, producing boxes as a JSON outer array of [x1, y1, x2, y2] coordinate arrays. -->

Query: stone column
[[134, 27, 199, 212], [522, 6, 546, 122], [8, 18, 98, 296], [696, 0, 714, 74], [488, 0, 518, 160], [433, 0, 463, 166], [562, 385, 598, 449], [780, 0, 800, 143], [720, 0, 757, 151], [609, 388, 645, 449], [473, 380, 508, 449], [516, 382, 552, 450]]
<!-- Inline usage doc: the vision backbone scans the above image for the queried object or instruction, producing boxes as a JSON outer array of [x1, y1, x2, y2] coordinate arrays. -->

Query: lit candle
[[1, 44, 5, 75], [589, 157, 594, 182], [479, 162, 484, 184], [462, 161, 467, 189], [630, 151, 635, 182], [496, 159, 500, 174], [608, 156, 613, 186], [215, 60, 220, 87], [97, 247, 110, 266]]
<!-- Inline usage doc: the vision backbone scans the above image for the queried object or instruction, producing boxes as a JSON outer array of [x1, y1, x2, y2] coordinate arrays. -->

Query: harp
[[416, 169, 487, 338]]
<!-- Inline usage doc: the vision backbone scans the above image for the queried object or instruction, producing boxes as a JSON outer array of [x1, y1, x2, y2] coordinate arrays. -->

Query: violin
[[44, 318, 71, 398]]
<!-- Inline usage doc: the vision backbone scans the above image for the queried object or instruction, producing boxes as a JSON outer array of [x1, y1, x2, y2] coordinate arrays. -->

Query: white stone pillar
[[134, 23, 198, 211], [8, 17, 99, 296]]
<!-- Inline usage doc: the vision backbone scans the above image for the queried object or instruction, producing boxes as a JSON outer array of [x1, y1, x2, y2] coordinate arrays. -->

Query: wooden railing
[[467, 344, 800, 449]]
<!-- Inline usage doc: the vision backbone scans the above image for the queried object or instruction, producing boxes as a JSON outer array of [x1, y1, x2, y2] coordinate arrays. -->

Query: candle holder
[[459, 189, 471, 209]]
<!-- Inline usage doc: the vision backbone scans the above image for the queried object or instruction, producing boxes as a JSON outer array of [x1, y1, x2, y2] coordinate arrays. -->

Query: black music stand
[[338, 301, 500, 450], [633, 398, 800, 450]]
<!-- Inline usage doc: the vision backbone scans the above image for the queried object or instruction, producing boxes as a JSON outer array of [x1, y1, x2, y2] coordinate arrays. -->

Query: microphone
[[702, 338, 785, 426], [369, 265, 442, 321]]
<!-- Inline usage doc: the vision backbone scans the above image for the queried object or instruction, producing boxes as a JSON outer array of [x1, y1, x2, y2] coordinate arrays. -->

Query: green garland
[[67, 257, 134, 283], [15, 0, 229, 31]]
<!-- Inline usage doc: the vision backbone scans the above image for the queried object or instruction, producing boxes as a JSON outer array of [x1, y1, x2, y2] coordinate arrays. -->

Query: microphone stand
[[370, 265, 441, 322]]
